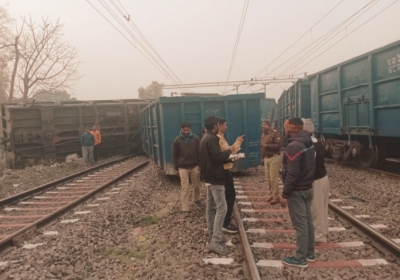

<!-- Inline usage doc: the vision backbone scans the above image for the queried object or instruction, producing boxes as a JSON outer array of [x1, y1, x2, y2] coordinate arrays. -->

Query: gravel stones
[[0, 160, 245, 279]]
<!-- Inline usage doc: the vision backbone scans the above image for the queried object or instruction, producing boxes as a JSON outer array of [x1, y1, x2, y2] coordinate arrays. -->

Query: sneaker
[[223, 224, 239, 234], [266, 196, 273, 202], [306, 255, 316, 262], [282, 256, 308, 268], [208, 242, 229, 255]]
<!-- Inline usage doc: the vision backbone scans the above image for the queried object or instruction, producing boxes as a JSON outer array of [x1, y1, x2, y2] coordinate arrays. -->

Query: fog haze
[[3, 0, 400, 100]]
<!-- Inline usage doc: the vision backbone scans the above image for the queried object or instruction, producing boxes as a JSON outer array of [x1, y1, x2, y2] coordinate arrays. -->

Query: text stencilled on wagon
[[387, 54, 400, 74]]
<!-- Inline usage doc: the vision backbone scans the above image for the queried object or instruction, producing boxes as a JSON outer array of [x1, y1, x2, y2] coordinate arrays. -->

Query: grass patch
[[107, 248, 146, 261], [139, 214, 162, 226]]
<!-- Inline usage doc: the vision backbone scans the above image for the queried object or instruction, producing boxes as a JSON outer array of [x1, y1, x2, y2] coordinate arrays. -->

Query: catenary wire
[[240, 0, 376, 94], [96, 0, 180, 84], [276, 0, 380, 77], [109, 0, 183, 84], [254, 0, 344, 78], [224, 0, 250, 93], [291, 0, 399, 72], [259, 0, 397, 100], [85, 0, 177, 83]]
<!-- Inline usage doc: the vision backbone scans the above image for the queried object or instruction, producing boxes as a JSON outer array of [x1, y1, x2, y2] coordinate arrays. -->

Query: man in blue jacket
[[280, 118, 316, 268], [81, 127, 95, 165], [200, 116, 233, 255]]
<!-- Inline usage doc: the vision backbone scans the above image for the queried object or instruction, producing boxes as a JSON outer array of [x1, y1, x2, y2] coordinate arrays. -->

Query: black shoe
[[223, 224, 239, 233]]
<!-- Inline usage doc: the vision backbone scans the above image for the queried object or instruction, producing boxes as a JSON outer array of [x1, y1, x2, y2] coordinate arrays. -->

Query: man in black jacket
[[172, 122, 201, 215], [200, 116, 232, 255], [280, 118, 316, 268]]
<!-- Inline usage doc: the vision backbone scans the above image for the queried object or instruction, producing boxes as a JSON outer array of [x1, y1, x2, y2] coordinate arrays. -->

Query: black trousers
[[93, 145, 99, 162], [224, 169, 236, 227]]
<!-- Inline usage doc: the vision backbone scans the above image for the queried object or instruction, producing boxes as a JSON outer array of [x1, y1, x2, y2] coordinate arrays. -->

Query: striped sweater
[[281, 131, 316, 198]]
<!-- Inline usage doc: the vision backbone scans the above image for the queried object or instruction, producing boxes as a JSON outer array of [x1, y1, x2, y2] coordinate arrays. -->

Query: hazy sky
[[2, 0, 400, 101]]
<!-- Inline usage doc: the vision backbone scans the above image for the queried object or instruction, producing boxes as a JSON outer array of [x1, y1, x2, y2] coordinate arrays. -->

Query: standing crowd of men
[[172, 116, 329, 267]]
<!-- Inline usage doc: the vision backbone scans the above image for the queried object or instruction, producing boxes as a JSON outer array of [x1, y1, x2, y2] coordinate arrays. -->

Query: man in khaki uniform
[[217, 117, 244, 233], [260, 119, 282, 204]]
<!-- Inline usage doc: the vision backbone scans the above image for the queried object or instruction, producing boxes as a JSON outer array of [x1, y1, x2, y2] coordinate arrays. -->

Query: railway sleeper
[[11, 226, 37, 246]]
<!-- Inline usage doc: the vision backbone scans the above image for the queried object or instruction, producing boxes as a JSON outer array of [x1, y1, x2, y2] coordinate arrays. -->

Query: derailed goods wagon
[[1, 99, 149, 160], [309, 39, 400, 167], [276, 79, 311, 134], [140, 93, 264, 175]]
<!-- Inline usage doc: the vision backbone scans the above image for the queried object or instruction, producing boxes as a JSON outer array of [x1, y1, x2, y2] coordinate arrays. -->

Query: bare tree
[[0, 6, 14, 101], [14, 17, 81, 102]]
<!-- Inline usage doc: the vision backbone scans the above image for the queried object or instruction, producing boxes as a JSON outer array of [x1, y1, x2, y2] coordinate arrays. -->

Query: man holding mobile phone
[[217, 117, 244, 233]]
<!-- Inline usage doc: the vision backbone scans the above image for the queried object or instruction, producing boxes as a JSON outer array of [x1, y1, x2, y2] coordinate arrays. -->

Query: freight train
[[140, 93, 265, 174], [1, 99, 149, 165], [276, 39, 400, 167]]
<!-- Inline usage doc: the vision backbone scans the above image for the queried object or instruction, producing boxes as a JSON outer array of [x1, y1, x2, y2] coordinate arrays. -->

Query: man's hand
[[280, 197, 287, 208], [260, 144, 267, 148], [175, 170, 179, 176], [237, 135, 245, 143]]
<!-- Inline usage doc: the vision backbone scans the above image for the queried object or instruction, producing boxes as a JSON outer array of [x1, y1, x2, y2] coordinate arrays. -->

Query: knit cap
[[284, 119, 303, 132], [301, 118, 315, 134]]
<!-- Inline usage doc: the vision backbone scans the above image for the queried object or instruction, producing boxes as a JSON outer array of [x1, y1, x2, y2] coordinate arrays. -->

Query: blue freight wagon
[[261, 98, 277, 122], [309, 39, 400, 167], [276, 79, 311, 134], [140, 93, 264, 175]]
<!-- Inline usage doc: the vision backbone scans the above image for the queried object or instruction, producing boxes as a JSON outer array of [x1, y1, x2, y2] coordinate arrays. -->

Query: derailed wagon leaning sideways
[[0, 99, 149, 164], [140, 93, 265, 174], [276, 39, 400, 167]]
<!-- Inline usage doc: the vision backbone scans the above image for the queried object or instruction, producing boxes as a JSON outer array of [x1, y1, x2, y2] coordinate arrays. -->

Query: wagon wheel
[[358, 143, 379, 168]]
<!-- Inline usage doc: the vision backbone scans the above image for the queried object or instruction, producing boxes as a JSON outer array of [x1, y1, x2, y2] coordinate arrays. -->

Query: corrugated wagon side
[[1, 99, 149, 161], [261, 98, 277, 123], [140, 93, 264, 175], [276, 79, 311, 133], [309, 39, 400, 167]]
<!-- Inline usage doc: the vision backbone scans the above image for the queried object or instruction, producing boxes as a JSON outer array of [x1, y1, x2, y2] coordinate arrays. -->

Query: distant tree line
[[0, 5, 81, 103], [138, 81, 163, 99]]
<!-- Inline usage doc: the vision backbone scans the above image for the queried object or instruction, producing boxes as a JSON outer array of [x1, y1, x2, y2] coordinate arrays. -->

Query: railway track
[[0, 156, 149, 253], [228, 167, 399, 279]]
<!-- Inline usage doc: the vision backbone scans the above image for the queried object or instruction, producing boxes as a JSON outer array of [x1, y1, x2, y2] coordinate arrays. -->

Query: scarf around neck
[[180, 131, 193, 143]]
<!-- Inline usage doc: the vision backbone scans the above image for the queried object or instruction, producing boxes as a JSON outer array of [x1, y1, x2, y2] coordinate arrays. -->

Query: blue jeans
[[206, 184, 227, 244], [288, 188, 315, 261]]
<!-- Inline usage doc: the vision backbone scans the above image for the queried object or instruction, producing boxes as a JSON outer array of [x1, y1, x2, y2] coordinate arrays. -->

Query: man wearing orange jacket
[[91, 125, 101, 163]]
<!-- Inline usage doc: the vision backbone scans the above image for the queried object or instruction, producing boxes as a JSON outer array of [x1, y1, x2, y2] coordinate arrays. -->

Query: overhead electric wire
[[257, 0, 397, 99], [254, 0, 344, 78], [85, 0, 178, 84], [288, 0, 399, 73], [241, 0, 376, 94], [97, 0, 180, 84], [224, 0, 250, 93], [109, 0, 183, 84], [276, 0, 380, 77]]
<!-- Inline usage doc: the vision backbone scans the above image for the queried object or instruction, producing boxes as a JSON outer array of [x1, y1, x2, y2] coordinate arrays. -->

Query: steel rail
[[329, 202, 400, 260], [233, 204, 261, 280], [0, 160, 149, 252], [0, 156, 131, 207]]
